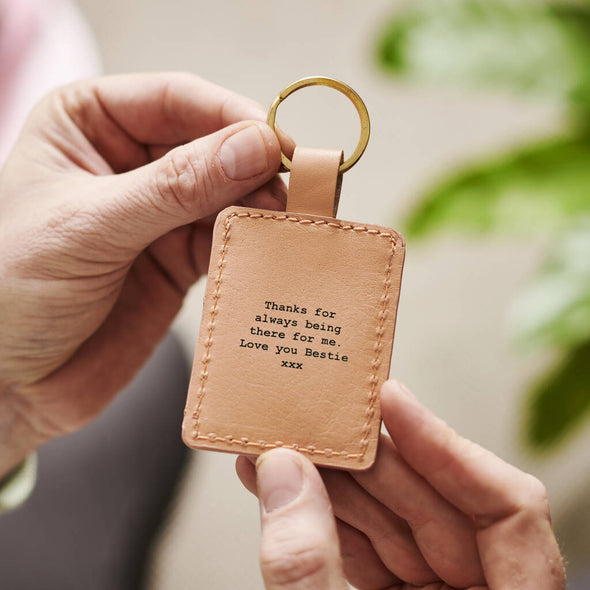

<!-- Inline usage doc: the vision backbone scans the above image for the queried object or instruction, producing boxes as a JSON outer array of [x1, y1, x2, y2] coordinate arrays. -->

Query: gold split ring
[[267, 76, 370, 174]]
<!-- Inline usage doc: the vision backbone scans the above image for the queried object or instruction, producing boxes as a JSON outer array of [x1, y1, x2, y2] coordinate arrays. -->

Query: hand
[[0, 72, 285, 476], [237, 380, 565, 589]]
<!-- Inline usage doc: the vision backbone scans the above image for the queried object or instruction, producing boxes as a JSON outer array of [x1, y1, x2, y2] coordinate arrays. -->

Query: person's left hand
[[0, 72, 285, 475], [238, 380, 564, 590]]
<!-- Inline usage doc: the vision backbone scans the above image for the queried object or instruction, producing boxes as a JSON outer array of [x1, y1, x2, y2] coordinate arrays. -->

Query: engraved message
[[238, 300, 349, 370]]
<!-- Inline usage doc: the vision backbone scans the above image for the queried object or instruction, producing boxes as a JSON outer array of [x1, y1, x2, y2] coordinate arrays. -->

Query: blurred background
[[1, 0, 589, 588]]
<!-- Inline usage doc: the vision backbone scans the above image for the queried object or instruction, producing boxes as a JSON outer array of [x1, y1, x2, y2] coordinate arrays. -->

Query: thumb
[[104, 120, 280, 249], [256, 449, 348, 590]]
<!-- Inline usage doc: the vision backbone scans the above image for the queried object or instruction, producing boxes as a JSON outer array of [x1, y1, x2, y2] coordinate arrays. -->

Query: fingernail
[[257, 451, 303, 513], [219, 124, 269, 180]]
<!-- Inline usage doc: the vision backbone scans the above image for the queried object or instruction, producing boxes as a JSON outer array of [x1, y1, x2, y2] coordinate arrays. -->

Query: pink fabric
[[0, 0, 100, 164], [0, 0, 41, 119]]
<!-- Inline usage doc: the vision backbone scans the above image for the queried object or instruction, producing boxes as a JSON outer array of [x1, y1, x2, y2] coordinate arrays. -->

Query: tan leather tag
[[182, 206, 405, 470], [287, 147, 343, 217]]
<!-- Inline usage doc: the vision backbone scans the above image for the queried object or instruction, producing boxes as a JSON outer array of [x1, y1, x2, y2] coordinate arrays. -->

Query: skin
[[0, 72, 288, 478], [0, 72, 564, 590], [237, 381, 566, 590]]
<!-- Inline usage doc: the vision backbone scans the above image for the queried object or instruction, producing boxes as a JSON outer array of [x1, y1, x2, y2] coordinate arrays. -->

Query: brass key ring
[[267, 76, 371, 174]]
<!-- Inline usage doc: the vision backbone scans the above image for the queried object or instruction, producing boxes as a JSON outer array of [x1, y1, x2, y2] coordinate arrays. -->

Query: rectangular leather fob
[[182, 205, 405, 470]]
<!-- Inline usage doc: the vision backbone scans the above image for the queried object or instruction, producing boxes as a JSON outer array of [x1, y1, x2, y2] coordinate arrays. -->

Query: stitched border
[[190, 211, 397, 461]]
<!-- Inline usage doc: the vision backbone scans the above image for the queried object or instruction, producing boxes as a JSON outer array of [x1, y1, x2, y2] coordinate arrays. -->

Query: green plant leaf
[[378, 0, 590, 112], [509, 219, 590, 350], [405, 135, 590, 237], [526, 340, 590, 449]]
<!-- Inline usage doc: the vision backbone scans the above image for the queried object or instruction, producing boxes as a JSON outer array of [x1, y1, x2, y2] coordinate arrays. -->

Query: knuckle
[[522, 473, 550, 515], [260, 534, 330, 587], [50, 80, 97, 122], [155, 146, 214, 215], [29, 81, 84, 125]]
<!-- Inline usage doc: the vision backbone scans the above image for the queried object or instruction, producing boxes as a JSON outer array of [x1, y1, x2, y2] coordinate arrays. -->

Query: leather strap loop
[[287, 147, 343, 218]]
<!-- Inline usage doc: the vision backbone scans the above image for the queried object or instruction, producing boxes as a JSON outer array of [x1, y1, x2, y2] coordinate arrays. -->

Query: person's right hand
[[0, 72, 285, 477], [238, 380, 565, 589]]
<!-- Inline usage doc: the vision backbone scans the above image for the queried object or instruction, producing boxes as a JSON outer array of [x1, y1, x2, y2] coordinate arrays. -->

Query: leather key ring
[[182, 78, 405, 471]]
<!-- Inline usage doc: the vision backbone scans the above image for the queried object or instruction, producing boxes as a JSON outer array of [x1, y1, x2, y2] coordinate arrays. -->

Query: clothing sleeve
[[0, 454, 37, 514]]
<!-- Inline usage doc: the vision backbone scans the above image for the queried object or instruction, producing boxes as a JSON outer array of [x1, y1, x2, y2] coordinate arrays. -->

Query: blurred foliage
[[379, 0, 590, 116], [405, 134, 590, 237], [508, 219, 590, 351], [527, 342, 590, 448], [377, 0, 590, 451]]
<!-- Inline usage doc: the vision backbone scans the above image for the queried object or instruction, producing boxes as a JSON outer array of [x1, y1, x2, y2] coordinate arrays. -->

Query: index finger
[[47, 72, 294, 175], [380, 380, 545, 521], [76, 72, 268, 145]]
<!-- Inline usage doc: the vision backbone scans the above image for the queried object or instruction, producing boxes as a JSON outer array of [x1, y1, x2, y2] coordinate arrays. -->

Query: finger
[[273, 125, 295, 173], [238, 455, 399, 590], [66, 72, 268, 146], [52, 73, 294, 174], [236, 454, 257, 494], [149, 133, 294, 175], [145, 227, 199, 294], [381, 380, 565, 590], [351, 435, 484, 587], [242, 174, 288, 208], [96, 120, 280, 250], [240, 188, 284, 212], [188, 173, 287, 233], [381, 380, 547, 522], [256, 449, 348, 590], [322, 469, 437, 585], [336, 519, 401, 590]]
